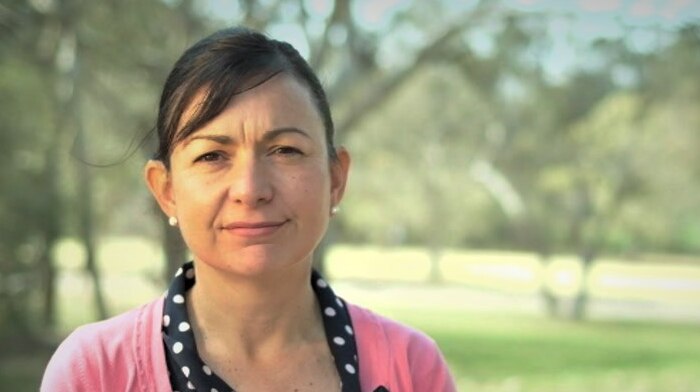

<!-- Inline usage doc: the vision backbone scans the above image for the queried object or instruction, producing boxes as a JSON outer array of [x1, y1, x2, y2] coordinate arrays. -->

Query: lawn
[[3, 238, 700, 391], [5, 307, 699, 391], [384, 307, 700, 391]]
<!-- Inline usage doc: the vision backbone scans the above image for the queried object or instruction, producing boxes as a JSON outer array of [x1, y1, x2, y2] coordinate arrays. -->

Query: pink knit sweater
[[41, 298, 457, 391]]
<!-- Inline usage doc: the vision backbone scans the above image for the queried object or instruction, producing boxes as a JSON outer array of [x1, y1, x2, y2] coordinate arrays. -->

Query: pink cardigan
[[41, 297, 457, 391]]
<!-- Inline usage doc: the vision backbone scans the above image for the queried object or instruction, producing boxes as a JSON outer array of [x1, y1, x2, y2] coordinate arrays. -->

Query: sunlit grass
[[23, 237, 700, 392], [327, 244, 700, 303], [325, 244, 434, 282], [380, 307, 700, 391]]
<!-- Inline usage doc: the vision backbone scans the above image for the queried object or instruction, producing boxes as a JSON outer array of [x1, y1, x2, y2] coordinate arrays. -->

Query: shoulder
[[41, 298, 165, 391], [349, 303, 435, 352], [57, 297, 162, 353], [70, 299, 156, 342], [348, 303, 457, 392]]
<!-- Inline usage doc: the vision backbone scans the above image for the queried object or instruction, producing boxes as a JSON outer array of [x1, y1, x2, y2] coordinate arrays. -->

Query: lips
[[221, 220, 287, 237]]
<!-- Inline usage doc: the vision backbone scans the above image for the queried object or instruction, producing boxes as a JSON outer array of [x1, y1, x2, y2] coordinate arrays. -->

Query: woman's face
[[146, 74, 349, 276]]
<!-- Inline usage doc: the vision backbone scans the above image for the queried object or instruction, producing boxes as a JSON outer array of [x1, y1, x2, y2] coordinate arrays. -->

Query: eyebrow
[[184, 127, 312, 146], [262, 127, 312, 142]]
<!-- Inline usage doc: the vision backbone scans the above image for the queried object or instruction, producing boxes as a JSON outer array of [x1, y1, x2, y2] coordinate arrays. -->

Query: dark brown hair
[[154, 27, 336, 168]]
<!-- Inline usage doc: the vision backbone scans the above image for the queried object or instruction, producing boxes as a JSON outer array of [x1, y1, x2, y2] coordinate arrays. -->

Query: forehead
[[179, 74, 323, 139]]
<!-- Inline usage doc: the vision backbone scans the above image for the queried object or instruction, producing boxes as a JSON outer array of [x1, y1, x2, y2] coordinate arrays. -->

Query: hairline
[[167, 71, 338, 166]]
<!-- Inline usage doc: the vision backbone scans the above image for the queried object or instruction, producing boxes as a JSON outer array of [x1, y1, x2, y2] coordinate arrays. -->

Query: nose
[[226, 152, 273, 208]]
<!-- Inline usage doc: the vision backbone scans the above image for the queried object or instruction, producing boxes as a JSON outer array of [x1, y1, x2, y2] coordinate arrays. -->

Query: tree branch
[[334, 2, 496, 137], [310, 0, 350, 70]]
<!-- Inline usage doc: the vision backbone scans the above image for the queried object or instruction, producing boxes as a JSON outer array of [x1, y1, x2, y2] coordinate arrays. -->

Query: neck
[[186, 260, 325, 361]]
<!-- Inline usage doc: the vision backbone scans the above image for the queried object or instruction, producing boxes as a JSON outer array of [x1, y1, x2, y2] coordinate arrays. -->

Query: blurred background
[[2, 0, 700, 390]]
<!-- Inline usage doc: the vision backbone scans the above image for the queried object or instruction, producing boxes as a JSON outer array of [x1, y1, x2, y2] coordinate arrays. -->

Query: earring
[[331, 206, 340, 216], [168, 216, 178, 226]]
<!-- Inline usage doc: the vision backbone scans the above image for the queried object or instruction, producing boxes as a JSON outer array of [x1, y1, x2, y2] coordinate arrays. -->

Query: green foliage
[[0, 44, 57, 336], [344, 64, 502, 246], [2, 0, 700, 337], [0, 0, 211, 337]]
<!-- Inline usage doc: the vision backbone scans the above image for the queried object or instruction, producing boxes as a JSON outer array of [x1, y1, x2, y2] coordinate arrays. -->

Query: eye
[[271, 146, 303, 156], [194, 151, 225, 163]]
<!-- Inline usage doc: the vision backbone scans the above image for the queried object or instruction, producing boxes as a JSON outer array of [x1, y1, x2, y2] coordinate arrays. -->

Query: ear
[[144, 160, 176, 218], [329, 147, 351, 207]]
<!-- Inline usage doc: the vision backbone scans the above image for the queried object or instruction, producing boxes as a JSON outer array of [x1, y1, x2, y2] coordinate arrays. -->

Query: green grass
[[381, 307, 700, 391], [11, 309, 699, 391], [5, 307, 700, 392], [5, 239, 700, 391]]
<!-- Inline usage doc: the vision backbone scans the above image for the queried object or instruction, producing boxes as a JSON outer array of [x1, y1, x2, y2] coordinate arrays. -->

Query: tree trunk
[[426, 180, 444, 284], [71, 38, 108, 320], [571, 247, 595, 320], [76, 121, 109, 321], [40, 143, 61, 328], [539, 256, 560, 318], [571, 289, 589, 321], [541, 287, 559, 317], [428, 245, 443, 284], [40, 239, 58, 328]]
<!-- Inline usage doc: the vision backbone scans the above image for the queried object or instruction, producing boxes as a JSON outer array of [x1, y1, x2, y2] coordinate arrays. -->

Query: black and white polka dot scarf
[[162, 262, 362, 392]]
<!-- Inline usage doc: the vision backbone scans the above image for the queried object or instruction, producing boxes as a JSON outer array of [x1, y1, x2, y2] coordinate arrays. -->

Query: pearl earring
[[168, 216, 178, 226], [331, 206, 340, 216]]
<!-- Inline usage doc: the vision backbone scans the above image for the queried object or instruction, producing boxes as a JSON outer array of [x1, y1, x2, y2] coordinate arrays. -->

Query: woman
[[41, 27, 456, 392]]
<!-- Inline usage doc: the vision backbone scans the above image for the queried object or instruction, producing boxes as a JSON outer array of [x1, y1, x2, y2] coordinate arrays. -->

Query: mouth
[[221, 220, 288, 237]]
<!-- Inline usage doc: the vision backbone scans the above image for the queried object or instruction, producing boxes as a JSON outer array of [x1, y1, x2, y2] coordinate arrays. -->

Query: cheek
[[172, 172, 225, 216], [285, 165, 331, 205], [294, 167, 330, 196]]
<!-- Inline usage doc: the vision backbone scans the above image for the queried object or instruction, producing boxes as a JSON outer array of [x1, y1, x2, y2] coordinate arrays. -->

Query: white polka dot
[[333, 336, 346, 345], [345, 325, 354, 335], [182, 366, 190, 377], [187, 381, 195, 390], [173, 294, 185, 304], [354, 354, 358, 362], [316, 278, 328, 288], [185, 268, 195, 279], [203, 365, 212, 376], [324, 307, 336, 317], [211, 389, 218, 392], [345, 363, 356, 374], [173, 341, 183, 354], [163, 315, 170, 327], [178, 321, 190, 332], [175, 267, 183, 277], [336, 298, 344, 307]]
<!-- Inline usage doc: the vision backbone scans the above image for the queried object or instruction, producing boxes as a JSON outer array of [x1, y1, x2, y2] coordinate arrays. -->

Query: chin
[[205, 247, 312, 277]]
